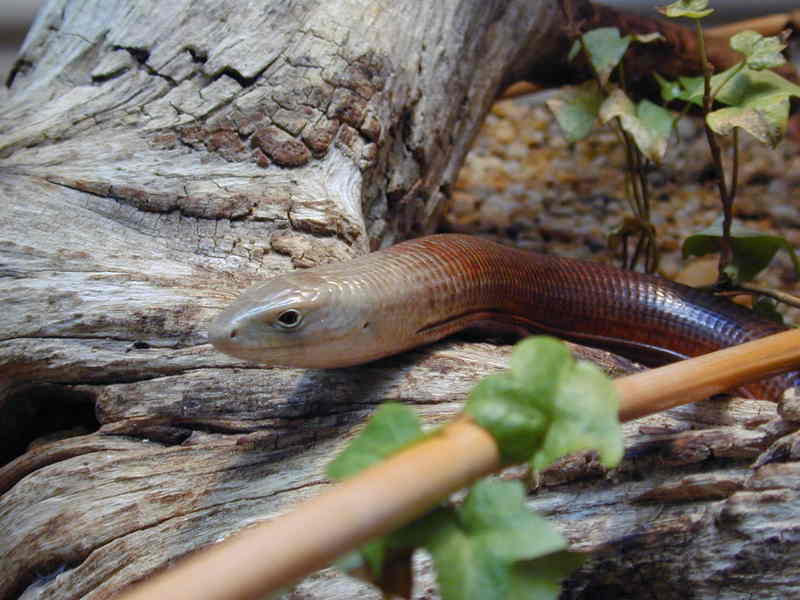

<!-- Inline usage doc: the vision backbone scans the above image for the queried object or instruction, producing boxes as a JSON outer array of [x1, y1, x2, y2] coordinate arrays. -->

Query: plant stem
[[718, 283, 800, 310], [630, 232, 646, 270], [620, 233, 630, 268], [629, 137, 645, 217], [646, 237, 658, 273], [696, 18, 734, 282], [619, 124, 639, 216], [671, 101, 693, 143], [730, 128, 739, 202], [709, 62, 745, 104], [637, 156, 651, 222], [584, 37, 655, 273]]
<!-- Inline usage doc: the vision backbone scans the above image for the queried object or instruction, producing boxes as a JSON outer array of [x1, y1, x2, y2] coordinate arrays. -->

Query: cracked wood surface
[[1, 1, 799, 599]]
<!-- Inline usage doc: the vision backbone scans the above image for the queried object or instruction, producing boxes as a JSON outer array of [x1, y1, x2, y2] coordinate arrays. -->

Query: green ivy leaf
[[656, 63, 800, 146], [654, 73, 688, 103], [466, 337, 570, 464], [456, 479, 566, 563], [465, 337, 622, 470], [508, 552, 587, 600], [730, 30, 787, 71], [657, 74, 707, 106], [326, 403, 424, 481], [545, 81, 604, 143], [638, 98, 675, 142], [657, 0, 713, 19], [706, 96, 788, 147], [465, 374, 549, 464], [707, 68, 800, 147], [507, 337, 574, 403], [532, 360, 622, 471], [714, 66, 800, 106], [682, 217, 800, 283], [423, 479, 579, 600], [657, 70, 747, 109], [599, 88, 674, 163], [581, 27, 631, 86], [567, 28, 662, 83]]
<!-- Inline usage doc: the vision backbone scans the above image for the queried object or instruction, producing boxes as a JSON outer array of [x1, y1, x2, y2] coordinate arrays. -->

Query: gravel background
[[448, 92, 800, 316]]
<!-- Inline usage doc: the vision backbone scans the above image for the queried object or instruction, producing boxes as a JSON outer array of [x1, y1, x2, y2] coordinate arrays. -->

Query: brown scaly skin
[[209, 234, 797, 401]]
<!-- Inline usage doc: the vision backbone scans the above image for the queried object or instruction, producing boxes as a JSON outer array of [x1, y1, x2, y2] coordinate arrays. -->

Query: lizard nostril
[[229, 328, 238, 339]]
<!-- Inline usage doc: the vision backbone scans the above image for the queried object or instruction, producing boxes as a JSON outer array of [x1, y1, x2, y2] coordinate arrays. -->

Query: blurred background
[[0, 1, 798, 82], [607, 0, 799, 23], [1, 1, 41, 78]]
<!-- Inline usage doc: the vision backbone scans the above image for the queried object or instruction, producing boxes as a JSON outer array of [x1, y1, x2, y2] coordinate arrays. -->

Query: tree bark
[[1, 1, 798, 599]]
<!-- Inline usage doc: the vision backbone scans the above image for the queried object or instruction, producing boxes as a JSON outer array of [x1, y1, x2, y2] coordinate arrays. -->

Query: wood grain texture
[[0, 1, 798, 599]]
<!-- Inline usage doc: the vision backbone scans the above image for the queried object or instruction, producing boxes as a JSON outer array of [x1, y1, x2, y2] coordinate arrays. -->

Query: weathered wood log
[[1, 1, 798, 598]]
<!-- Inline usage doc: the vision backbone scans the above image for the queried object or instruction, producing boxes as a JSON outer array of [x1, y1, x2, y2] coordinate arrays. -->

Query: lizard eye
[[275, 309, 303, 329]]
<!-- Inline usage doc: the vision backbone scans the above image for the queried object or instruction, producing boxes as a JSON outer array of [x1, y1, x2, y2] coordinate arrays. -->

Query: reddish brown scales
[[377, 235, 796, 401]]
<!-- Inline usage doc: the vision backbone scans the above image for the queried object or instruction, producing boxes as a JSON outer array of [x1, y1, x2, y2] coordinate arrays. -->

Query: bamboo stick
[[116, 328, 800, 600], [617, 328, 800, 421]]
